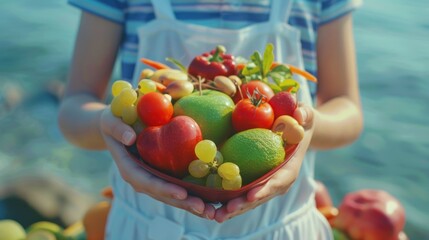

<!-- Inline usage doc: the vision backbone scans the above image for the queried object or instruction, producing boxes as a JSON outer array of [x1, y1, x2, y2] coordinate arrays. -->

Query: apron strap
[[269, 0, 294, 23], [150, 0, 176, 20]]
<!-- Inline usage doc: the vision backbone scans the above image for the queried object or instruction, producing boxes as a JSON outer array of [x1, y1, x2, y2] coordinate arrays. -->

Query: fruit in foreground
[[0, 220, 26, 240], [137, 116, 203, 177], [26, 230, 56, 240], [174, 90, 234, 144], [220, 128, 285, 185], [333, 190, 406, 240], [25, 221, 66, 240], [83, 201, 111, 240], [268, 91, 297, 119]]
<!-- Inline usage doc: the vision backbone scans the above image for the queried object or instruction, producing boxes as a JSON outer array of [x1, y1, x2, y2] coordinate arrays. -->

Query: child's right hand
[[98, 107, 215, 219]]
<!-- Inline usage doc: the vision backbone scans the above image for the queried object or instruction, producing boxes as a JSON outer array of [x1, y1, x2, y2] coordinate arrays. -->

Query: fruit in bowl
[[112, 44, 316, 203]]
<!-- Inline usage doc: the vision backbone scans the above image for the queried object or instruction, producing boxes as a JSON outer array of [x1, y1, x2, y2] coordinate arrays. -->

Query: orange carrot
[[101, 187, 114, 199], [318, 206, 339, 221], [287, 64, 317, 83], [236, 63, 246, 73], [271, 62, 317, 83], [155, 82, 167, 92], [140, 58, 170, 70]]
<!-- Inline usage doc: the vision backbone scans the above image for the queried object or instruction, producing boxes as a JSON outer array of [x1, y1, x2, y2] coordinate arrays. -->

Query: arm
[[58, 12, 122, 150], [214, 13, 363, 222], [58, 12, 215, 219], [311, 13, 363, 149]]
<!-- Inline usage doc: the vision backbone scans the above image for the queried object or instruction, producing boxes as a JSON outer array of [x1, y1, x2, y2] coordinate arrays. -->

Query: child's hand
[[293, 103, 314, 130], [214, 105, 314, 223], [99, 107, 216, 219]]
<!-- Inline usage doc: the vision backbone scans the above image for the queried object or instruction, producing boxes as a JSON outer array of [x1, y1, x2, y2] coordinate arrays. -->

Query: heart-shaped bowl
[[127, 144, 299, 203]]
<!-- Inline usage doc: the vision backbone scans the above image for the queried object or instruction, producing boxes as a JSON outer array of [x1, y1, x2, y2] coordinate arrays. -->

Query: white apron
[[106, 0, 332, 239]]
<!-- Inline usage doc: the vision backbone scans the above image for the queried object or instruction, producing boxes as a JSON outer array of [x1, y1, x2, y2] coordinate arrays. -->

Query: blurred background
[[0, 0, 427, 239]]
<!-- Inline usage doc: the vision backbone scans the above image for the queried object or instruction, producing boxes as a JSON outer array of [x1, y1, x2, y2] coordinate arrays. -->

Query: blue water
[[0, 0, 428, 239]]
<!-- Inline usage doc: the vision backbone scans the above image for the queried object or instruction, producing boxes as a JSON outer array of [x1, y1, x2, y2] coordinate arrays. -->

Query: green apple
[[0, 220, 26, 240], [174, 90, 234, 145]]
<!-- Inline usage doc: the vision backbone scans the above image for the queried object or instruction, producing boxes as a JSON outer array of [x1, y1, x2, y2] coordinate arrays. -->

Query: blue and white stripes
[[69, 0, 361, 89]]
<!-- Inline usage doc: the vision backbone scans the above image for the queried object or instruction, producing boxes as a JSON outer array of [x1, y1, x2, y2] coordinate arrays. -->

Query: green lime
[[220, 128, 285, 185]]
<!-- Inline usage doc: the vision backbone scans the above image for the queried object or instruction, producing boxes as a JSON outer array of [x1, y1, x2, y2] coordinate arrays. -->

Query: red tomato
[[232, 98, 274, 132], [233, 81, 274, 104], [137, 92, 173, 126]]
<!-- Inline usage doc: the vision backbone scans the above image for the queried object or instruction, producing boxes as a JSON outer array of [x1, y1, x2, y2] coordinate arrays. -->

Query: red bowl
[[127, 144, 298, 203]]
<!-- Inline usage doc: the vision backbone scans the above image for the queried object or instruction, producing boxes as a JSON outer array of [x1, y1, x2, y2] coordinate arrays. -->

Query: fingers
[[214, 196, 265, 223], [100, 107, 136, 145], [293, 104, 314, 130], [104, 135, 216, 219], [106, 136, 188, 199]]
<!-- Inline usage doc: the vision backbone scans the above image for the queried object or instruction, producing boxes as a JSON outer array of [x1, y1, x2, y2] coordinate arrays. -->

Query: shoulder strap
[[150, 0, 176, 20], [269, 0, 294, 23]]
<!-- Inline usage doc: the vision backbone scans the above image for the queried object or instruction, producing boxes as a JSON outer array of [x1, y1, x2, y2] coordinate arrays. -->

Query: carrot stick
[[140, 58, 170, 70], [101, 187, 114, 199], [271, 62, 317, 83], [154, 82, 167, 92], [287, 64, 317, 83], [236, 63, 246, 73]]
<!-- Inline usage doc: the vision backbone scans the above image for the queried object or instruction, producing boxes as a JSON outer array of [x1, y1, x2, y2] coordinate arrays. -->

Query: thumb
[[293, 104, 314, 129], [100, 108, 137, 146]]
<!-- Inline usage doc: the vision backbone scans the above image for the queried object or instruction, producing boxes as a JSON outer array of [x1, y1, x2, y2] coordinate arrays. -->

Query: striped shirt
[[69, 0, 362, 88]]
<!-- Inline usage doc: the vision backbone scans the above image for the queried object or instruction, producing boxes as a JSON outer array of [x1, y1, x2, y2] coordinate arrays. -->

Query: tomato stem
[[248, 88, 266, 107]]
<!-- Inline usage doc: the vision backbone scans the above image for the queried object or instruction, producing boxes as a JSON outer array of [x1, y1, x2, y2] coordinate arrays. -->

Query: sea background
[[0, 0, 428, 239]]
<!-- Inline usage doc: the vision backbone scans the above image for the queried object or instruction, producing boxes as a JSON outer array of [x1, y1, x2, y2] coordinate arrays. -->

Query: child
[[59, 0, 363, 239]]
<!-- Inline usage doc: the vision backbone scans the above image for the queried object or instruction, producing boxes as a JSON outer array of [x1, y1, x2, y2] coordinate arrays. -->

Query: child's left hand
[[214, 105, 315, 223]]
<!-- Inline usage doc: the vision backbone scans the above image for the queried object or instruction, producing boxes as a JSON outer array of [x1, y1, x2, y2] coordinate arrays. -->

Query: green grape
[[111, 96, 124, 117], [222, 175, 242, 190], [188, 160, 209, 178], [118, 88, 138, 105], [206, 174, 223, 189], [218, 162, 240, 180], [214, 151, 224, 165], [121, 105, 138, 125], [138, 79, 157, 94], [195, 140, 217, 163], [112, 80, 132, 97]]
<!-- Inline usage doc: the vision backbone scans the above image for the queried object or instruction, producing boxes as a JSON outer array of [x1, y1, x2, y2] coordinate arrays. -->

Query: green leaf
[[166, 57, 187, 73], [250, 51, 264, 77], [241, 63, 260, 76], [267, 73, 283, 86], [270, 64, 292, 79], [267, 82, 282, 93], [279, 79, 300, 93], [262, 43, 274, 77]]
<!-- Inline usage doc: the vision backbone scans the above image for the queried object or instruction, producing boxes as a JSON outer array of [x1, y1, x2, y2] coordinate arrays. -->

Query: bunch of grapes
[[110, 79, 158, 125], [189, 140, 242, 190]]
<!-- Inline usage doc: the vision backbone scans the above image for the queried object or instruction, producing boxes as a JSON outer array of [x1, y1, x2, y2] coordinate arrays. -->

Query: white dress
[[106, 0, 333, 239]]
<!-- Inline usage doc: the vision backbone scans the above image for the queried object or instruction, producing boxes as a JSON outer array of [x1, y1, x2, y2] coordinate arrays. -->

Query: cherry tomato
[[233, 81, 274, 104], [137, 92, 173, 126], [232, 98, 274, 132]]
